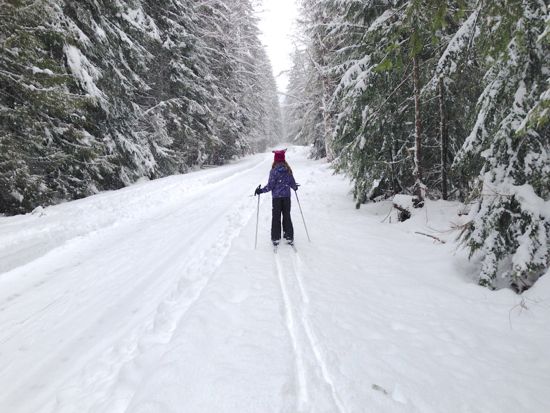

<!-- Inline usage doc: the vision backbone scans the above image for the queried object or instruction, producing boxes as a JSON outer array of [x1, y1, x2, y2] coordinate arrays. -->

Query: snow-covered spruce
[[458, 1, 550, 291], [0, 0, 281, 215], [286, 0, 549, 291]]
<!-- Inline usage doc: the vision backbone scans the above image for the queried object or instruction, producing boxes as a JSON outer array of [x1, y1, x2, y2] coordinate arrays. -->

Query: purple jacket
[[261, 163, 298, 198]]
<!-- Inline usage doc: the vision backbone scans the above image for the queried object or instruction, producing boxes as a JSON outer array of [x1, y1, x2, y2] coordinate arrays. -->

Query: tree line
[[0, 0, 282, 215], [285, 0, 549, 291]]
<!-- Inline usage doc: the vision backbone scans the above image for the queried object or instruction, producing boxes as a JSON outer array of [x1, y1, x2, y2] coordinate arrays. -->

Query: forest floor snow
[[0, 146, 549, 413]]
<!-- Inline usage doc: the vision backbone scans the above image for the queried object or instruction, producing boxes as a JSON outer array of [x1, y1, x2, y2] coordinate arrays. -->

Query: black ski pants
[[271, 197, 293, 241]]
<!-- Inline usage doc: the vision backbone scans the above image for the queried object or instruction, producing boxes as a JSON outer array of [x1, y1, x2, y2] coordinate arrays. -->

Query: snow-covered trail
[[1, 146, 549, 413], [0, 153, 276, 412]]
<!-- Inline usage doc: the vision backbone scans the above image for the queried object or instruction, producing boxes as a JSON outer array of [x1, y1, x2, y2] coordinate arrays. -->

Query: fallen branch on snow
[[414, 231, 446, 244]]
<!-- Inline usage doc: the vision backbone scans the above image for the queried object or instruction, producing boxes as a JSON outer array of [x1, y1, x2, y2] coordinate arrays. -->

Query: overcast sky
[[257, 0, 299, 94]]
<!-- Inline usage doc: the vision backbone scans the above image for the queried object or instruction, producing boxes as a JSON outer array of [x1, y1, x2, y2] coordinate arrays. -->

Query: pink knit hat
[[273, 149, 286, 162]]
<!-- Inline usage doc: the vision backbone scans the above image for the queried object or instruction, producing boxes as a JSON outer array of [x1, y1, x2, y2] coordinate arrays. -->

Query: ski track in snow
[[275, 245, 345, 413], [290, 251, 346, 413], [274, 250, 309, 410]]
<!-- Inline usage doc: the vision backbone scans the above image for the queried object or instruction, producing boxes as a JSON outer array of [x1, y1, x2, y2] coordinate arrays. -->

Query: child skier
[[254, 149, 298, 246]]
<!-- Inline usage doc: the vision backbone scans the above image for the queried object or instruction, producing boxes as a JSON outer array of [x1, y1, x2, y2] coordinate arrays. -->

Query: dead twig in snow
[[414, 231, 446, 244]]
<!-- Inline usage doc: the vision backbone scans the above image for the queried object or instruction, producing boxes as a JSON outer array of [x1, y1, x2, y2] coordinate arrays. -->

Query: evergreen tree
[[458, 0, 550, 291], [284, 48, 326, 157], [288, 0, 549, 290], [0, 0, 281, 214], [327, 1, 461, 205], [0, 0, 113, 213], [284, 49, 310, 144]]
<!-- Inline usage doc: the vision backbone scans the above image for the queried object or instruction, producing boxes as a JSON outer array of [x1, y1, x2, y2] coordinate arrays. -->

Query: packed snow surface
[[1, 147, 549, 413]]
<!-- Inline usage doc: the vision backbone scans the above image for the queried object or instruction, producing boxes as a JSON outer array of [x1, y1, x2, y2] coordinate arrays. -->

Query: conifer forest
[[1, 0, 549, 292], [284, 0, 549, 292], [0, 0, 282, 213]]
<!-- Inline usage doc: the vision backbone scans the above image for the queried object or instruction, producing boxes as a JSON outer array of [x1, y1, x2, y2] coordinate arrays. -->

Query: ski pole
[[254, 185, 261, 249], [294, 190, 311, 242]]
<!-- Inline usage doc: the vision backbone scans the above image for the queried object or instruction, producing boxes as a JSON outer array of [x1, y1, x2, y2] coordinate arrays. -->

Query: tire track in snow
[[103, 214, 259, 413], [275, 248, 345, 413], [42, 159, 269, 413], [43, 215, 227, 413], [0, 154, 270, 277]]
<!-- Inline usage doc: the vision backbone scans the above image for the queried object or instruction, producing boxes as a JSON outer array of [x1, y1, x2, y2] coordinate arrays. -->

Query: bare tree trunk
[[317, 34, 334, 161], [439, 76, 448, 200], [305, 41, 333, 161], [321, 81, 334, 161], [412, 54, 424, 206]]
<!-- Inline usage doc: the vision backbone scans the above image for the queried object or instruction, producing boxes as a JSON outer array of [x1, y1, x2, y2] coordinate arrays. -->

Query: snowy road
[[1, 147, 549, 413]]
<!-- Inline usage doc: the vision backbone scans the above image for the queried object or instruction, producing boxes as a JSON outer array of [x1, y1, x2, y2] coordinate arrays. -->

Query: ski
[[272, 241, 296, 253], [287, 241, 297, 253]]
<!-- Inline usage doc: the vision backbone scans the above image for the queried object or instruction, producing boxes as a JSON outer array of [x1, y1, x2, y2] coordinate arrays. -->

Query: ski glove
[[254, 186, 262, 196]]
